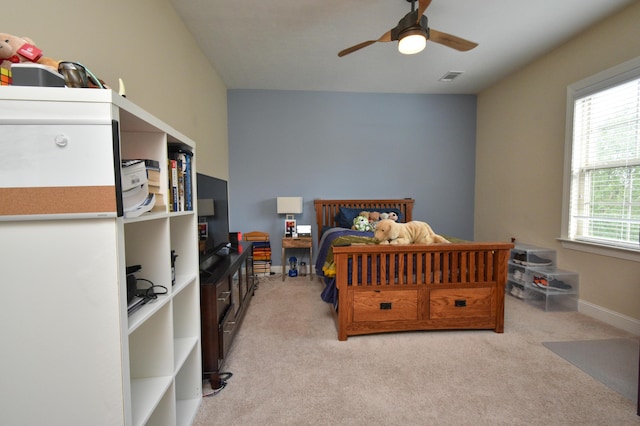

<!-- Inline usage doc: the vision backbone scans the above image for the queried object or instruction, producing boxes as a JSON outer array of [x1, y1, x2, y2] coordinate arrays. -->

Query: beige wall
[[8, 1, 637, 329], [7, 0, 228, 180], [476, 2, 640, 330]]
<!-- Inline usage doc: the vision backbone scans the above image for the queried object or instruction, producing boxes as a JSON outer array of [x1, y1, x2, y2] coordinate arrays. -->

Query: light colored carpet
[[543, 338, 639, 402], [194, 275, 640, 426]]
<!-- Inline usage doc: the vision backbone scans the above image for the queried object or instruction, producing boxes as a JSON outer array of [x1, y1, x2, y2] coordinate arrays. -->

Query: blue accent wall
[[227, 90, 477, 265]]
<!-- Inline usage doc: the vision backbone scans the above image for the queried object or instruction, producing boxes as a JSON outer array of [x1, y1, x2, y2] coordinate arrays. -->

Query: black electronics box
[[11, 63, 65, 87], [126, 265, 142, 303], [229, 232, 241, 251]]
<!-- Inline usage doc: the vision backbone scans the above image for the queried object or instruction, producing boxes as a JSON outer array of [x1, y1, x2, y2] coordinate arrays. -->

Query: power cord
[[203, 372, 233, 397], [135, 278, 168, 301]]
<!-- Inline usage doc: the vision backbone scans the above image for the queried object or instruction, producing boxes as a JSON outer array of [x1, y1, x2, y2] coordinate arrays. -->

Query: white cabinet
[[0, 87, 201, 425]]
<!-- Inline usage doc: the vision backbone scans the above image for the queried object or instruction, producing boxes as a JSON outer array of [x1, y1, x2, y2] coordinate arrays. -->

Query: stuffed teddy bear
[[358, 211, 381, 223], [352, 215, 372, 232], [368, 211, 381, 222], [0, 33, 59, 71]]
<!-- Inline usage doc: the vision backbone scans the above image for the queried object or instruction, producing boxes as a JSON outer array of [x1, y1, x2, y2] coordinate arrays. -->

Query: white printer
[[121, 160, 155, 218]]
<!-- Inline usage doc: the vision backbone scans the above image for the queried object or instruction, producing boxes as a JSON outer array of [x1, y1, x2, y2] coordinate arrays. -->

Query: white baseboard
[[578, 299, 640, 336]]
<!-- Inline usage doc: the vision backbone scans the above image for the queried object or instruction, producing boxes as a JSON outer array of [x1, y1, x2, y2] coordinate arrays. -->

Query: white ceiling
[[170, 0, 635, 94]]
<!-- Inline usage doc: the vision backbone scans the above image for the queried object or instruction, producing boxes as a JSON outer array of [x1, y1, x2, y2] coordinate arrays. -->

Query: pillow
[[334, 207, 404, 228]]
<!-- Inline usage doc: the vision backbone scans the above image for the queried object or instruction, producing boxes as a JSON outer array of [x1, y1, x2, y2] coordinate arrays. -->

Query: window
[[562, 57, 640, 259]]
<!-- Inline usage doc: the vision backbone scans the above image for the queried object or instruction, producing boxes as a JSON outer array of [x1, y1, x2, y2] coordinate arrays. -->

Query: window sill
[[557, 238, 640, 263]]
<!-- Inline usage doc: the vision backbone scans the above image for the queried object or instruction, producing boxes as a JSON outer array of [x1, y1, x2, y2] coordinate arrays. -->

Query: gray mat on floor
[[543, 338, 639, 401]]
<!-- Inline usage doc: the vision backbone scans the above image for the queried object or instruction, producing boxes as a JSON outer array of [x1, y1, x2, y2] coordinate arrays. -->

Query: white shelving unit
[[0, 87, 201, 425]]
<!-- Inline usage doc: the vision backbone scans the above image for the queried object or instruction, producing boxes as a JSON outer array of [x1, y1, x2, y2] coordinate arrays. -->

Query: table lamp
[[277, 196, 303, 237]]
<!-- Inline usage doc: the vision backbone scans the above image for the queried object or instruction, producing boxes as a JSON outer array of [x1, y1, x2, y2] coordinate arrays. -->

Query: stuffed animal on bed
[[356, 211, 384, 230], [374, 219, 450, 245], [380, 212, 398, 221], [358, 211, 370, 221], [368, 211, 380, 222], [352, 214, 372, 232]]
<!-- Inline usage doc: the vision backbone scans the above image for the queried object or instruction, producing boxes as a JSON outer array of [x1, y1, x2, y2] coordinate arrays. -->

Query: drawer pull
[[218, 291, 231, 302], [454, 299, 467, 307], [380, 302, 392, 310]]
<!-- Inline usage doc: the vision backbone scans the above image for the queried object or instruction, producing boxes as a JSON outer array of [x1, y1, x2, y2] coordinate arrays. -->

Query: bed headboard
[[314, 198, 414, 243]]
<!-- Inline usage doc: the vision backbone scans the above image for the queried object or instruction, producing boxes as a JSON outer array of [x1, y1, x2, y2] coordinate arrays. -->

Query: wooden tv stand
[[200, 241, 256, 389]]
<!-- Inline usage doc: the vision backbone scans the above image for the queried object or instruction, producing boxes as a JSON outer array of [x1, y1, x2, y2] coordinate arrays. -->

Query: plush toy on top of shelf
[[0, 33, 59, 71]]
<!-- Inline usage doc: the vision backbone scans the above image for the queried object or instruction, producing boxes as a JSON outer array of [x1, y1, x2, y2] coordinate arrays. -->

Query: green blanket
[[321, 234, 466, 278], [322, 235, 377, 277]]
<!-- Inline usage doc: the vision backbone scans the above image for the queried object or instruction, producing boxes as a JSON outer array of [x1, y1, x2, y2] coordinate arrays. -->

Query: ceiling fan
[[338, 0, 478, 57]]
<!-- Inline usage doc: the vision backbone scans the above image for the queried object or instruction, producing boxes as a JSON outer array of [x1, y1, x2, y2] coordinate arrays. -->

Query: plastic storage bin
[[524, 289, 578, 311], [523, 267, 579, 311], [510, 243, 556, 267], [508, 262, 527, 284], [507, 261, 528, 299]]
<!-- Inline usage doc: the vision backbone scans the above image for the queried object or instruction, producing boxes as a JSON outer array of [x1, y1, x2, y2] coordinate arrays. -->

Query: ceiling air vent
[[439, 71, 463, 82]]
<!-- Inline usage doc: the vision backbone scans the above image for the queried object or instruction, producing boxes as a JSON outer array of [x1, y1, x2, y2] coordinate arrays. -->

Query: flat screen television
[[196, 173, 229, 257]]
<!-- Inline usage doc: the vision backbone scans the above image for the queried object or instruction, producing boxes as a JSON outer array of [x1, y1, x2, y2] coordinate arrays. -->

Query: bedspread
[[315, 228, 377, 307]]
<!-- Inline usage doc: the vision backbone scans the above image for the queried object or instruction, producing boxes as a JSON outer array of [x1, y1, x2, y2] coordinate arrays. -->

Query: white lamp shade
[[277, 197, 303, 214]]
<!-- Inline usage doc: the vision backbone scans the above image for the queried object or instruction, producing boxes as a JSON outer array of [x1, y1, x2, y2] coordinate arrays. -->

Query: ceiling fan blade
[[428, 29, 478, 51], [338, 30, 392, 57], [416, 0, 433, 23]]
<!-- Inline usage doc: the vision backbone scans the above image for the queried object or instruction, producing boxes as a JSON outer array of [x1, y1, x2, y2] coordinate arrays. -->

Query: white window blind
[[568, 76, 640, 250]]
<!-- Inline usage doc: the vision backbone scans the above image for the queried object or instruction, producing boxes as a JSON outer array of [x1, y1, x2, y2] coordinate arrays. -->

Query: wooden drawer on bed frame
[[351, 285, 495, 324], [429, 287, 494, 319], [353, 289, 419, 322]]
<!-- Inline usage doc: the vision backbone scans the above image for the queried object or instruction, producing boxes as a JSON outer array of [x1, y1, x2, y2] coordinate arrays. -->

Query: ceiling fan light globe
[[398, 29, 426, 55]]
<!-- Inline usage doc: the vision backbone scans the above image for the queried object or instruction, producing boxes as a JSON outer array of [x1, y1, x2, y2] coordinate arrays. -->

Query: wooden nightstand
[[282, 236, 313, 281]]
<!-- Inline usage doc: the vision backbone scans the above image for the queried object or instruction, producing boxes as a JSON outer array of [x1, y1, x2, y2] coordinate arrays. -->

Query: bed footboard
[[331, 242, 512, 340]]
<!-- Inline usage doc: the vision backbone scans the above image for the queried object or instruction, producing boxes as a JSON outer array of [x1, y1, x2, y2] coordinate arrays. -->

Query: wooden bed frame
[[314, 199, 513, 341]]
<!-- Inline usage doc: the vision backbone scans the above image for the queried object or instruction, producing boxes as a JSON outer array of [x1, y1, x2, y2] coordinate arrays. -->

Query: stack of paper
[[121, 160, 156, 218]]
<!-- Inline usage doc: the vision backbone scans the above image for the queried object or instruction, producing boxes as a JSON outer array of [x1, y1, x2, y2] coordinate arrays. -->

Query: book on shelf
[[253, 260, 272, 274], [144, 159, 160, 169], [168, 147, 193, 212], [146, 169, 161, 186], [148, 183, 165, 212], [168, 159, 178, 212], [251, 241, 270, 248], [177, 159, 185, 211], [181, 151, 193, 211], [252, 247, 271, 257], [253, 249, 271, 255], [134, 159, 163, 211], [251, 240, 271, 260]]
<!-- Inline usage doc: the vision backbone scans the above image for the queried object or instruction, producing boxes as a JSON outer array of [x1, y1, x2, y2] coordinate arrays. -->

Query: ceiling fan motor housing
[[392, 12, 428, 40]]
